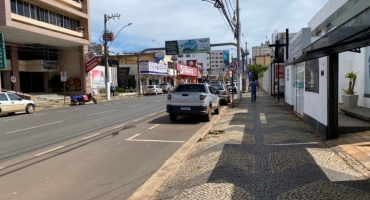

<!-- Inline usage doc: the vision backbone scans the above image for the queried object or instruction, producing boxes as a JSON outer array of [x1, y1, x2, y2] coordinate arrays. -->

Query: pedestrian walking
[[110, 83, 115, 97], [248, 79, 258, 102]]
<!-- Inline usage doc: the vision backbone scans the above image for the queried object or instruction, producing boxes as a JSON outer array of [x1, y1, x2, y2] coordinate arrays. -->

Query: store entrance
[[20, 72, 45, 93]]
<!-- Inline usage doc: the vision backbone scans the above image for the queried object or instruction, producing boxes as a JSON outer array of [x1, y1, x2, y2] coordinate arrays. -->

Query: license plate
[[180, 107, 191, 110]]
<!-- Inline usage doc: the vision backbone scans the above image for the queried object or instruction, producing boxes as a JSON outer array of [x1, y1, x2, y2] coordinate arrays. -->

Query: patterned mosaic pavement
[[155, 92, 370, 200]]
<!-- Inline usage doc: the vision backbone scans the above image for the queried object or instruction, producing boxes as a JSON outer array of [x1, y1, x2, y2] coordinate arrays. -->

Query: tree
[[248, 64, 268, 80]]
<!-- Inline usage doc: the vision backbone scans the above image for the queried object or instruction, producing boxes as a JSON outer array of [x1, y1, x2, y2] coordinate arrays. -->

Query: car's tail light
[[223, 91, 227, 95], [167, 94, 171, 100], [200, 95, 207, 100]]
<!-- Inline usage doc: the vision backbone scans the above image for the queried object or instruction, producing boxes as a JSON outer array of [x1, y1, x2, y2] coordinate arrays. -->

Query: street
[[0, 94, 215, 200]]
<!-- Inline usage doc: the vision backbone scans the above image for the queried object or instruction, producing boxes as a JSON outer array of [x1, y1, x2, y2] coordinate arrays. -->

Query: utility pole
[[104, 14, 120, 100], [236, 0, 242, 100]]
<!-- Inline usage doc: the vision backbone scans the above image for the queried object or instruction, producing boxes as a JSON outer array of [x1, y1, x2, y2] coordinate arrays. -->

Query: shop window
[[305, 58, 319, 93]]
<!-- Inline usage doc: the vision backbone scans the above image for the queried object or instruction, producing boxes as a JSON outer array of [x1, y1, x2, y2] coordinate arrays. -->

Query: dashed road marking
[[5, 121, 64, 134], [260, 113, 267, 124], [82, 133, 101, 140], [126, 133, 185, 143], [34, 114, 45, 116], [4, 118, 21, 121], [34, 146, 65, 157], [129, 103, 145, 107], [87, 110, 115, 116], [112, 124, 126, 129], [148, 124, 160, 130], [133, 118, 143, 122]]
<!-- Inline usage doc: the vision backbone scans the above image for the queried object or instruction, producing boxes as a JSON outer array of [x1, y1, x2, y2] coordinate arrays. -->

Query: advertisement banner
[[275, 64, 284, 78], [165, 38, 210, 55], [91, 66, 106, 89], [139, 61, 168, 75], [0, 33, 7, 70], [176, 64, 198, 76], [223, 50, 230, 71]]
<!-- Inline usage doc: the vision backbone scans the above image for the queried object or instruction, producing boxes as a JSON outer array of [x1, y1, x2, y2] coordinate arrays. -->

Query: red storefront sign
[[85, 57, 100, 73], [275, 64, 284, 78], [176, 64, 198, 76]]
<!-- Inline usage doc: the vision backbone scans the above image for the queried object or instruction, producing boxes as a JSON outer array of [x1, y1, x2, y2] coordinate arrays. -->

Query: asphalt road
[[0, 94, 214, 199]]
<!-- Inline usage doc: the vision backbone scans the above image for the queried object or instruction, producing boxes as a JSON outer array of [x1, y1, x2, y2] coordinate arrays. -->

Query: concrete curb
[[127, 106, 228, 200]]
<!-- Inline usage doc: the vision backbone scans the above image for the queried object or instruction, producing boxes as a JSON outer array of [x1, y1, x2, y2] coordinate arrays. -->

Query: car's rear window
[[211, 85, 224, 90], [147, 86, 154, 88], [175, 84, 206, 92]]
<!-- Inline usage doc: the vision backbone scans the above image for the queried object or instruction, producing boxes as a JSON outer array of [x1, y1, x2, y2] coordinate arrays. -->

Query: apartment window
[[64, 16, 70, 29], [220, 61, 223, 63], [178, 54, 183, 58], [316, 30, 322, 36], [185, 54, 190, 57], [30, 4, 36, 19], [220, 53, 222, 55], [17, 0, 24, 16], [39, 8, 45, 22], [23, 2, 30, 17], [11, 0, 17, 13]]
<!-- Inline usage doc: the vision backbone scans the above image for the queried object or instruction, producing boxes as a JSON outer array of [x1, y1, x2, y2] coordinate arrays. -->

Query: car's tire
[[227, 98, 231, 103], [7, 112, 16, 115], [203, 109, 211, 122], [26, 104, 35, 114], [169, 114, 177, 121], [214, 104, 220, 115]]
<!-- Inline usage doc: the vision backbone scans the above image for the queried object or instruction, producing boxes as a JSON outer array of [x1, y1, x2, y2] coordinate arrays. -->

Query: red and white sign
[[176, 64, 198, 76], [85, 57, 100, 73], [186, 60, 197, 68], [60, 71, 67, 82], [228, 62, 238, 72], [10, 76, 16, 83], [275, 64, 284, 78]]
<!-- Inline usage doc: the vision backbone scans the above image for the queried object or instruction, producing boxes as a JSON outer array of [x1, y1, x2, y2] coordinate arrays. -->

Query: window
[[0, 93, 8, 101], [30, 4, 36, 19], [23, 2, 30, 17], [7, 93, 21, 101], [11, 0, 16, 13], [17, 0, 24, 16], [305, 58, 319, 93], [220, 53, 222, 55], [220, 61, 223, 63], [185, 54, 190, 57], [39, 8, 44, 21], [44, 9, 50, 23]]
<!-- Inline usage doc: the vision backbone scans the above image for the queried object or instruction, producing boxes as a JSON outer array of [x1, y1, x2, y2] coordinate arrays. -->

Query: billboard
[[139, 60, 168, 75], [165, 38, 210, 55], [223, 50, 230, 71], [0, 33, 6, 70]]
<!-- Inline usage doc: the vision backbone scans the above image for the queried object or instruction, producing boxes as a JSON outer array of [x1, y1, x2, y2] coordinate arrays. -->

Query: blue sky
[[89, 0, 329, 57]]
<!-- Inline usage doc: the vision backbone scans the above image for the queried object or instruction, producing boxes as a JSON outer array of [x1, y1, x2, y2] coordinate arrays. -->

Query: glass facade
[[304, 59, 319, 93], [10, 0, 81, 32]]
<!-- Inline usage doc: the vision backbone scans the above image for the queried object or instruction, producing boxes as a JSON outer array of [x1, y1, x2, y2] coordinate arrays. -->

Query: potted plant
[[342, 71, 358, 108]]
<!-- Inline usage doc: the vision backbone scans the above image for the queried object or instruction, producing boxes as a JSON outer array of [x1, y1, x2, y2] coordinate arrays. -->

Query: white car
[[143, 85, 163, 95], [0, 92, 36, 115]]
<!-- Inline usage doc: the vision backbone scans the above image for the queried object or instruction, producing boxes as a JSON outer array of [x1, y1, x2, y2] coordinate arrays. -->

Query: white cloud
[[90, 0, 329, 56]]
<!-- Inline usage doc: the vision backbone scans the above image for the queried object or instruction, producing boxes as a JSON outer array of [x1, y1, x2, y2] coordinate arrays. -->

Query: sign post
[[228, 62, 238, 108], [60, 71, 67, 106], [10, 75, 16, 92]]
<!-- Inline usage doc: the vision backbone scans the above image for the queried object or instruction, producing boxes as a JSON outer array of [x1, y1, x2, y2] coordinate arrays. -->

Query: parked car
[[0, 92, 36, 115], [166, 83, 220, 122], [226, 83, 237, 94], [159, 83, 174, 93], [183, 40, 198, 51], [143, 85, 163, 95], [275, 83, 285, 97], [210, 83, 231, 105]]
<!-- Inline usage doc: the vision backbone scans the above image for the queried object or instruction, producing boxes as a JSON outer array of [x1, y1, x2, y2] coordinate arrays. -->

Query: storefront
[[175, 64, 198, 84], [139, 60, 168, 85]]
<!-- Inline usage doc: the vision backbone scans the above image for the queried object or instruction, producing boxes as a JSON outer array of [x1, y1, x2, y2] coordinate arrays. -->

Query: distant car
[[144, 85, 163, 95], [275, 83, 285, 97], [0, 92, 36, 115], [159, 83, 174, 93], [226, 83, 237, 94], [183, 40, 198, 51], [210, 84, 231, 105]]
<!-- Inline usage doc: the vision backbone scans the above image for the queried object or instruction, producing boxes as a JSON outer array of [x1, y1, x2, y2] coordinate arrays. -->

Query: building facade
[[252, 41, 271, 63], [0, 0, 90, 94]]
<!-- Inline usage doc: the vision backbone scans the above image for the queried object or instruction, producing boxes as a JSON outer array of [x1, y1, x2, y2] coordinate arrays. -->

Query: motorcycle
[[70, 93, 97, 105]]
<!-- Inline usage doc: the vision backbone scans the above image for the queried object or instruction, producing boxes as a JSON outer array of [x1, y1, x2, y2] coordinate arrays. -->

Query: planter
[[342, 94, 359, 108]]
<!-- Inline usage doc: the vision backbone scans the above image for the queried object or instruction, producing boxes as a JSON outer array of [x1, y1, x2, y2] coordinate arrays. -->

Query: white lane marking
[[5, 121, 64, 134], [82, 133, 101, 140], [154, 100, 165, 102], [133, 118, 143, 122], [112, 124, 126, 129], [129, 103, 145, 108], [87, 110, 115, 116], [148, 124, 160, 130], [34, 114, 45, 117], [269, 142, 319, 146], [34, 146, 65, 157], [4, 118, 21, 121], [260, 113, 267, 124], [125, 134, 185, 143], [126, 134, 141, 140]]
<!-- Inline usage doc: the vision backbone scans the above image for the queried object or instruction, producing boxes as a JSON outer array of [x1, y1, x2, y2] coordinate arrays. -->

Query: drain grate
[[208, 130, 226, 135]]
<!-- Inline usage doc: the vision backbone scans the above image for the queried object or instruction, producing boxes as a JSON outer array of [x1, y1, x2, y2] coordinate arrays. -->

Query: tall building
[[0, 0, 90, 93], [252, 41, 271, 63]]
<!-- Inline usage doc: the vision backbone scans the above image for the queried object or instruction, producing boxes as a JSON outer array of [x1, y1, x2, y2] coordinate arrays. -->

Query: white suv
[[160, 83, 174, 93], [0, 92, 36, 115]]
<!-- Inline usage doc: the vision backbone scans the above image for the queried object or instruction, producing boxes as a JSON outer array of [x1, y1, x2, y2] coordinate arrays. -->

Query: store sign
[[275, 64, 284, 78], [85, 57, 100, 73], [0, 33, 6, 70], [154, 51, 165, 61], [139, 60, 168, 75], [288, 28, 311, 63], [176, 64, 198, 76], [41, 60, 60, 71], [165, 38, 210, 55], [186, 60, 197, 67]]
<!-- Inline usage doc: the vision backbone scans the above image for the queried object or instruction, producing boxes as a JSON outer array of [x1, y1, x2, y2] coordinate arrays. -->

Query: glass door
[[294, 63, 305, 116]]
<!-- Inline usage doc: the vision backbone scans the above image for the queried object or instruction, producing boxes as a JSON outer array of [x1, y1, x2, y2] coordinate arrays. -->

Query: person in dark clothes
[[248, 79, 258, 102]]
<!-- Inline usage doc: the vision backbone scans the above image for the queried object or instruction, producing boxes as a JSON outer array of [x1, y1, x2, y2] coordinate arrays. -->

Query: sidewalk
[[149, 91, 370, 199]]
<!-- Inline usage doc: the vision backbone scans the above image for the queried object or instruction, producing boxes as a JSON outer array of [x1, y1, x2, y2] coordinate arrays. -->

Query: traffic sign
[[60, 71, 67, 82], [228, 62, 238, 72], [10, 75, 16, 83]]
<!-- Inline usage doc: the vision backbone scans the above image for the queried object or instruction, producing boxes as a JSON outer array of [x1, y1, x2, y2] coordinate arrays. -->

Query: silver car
[[0, 92, 36, 115], [210, 84, 231, 105], [144, 85, 163, 95]]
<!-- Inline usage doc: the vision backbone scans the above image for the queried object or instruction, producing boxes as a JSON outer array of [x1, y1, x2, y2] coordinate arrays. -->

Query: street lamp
[[171, 55, 177, 85]]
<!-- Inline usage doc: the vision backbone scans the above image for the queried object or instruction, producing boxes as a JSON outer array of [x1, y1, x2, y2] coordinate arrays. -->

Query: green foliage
[[248, 64, 268, 80], [49, 74, 63, 92], [342, 71, 358, 95], [116, 87, 126, 93], [128, 75, 136, 89]]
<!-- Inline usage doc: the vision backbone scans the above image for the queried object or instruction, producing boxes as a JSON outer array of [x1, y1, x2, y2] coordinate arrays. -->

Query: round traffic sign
[[10, 76, 16, 83], [228, 62, 238, 71]]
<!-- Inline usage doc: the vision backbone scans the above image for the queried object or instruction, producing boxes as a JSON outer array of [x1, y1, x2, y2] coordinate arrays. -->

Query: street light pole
[[236, 0, 242, 100]]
